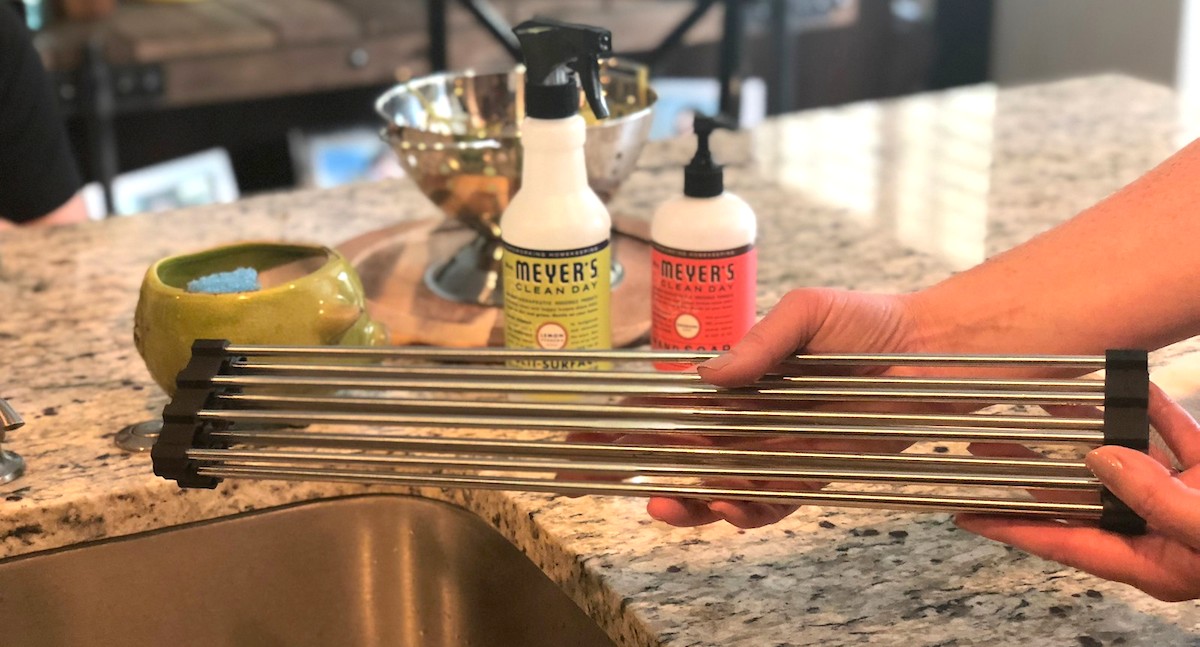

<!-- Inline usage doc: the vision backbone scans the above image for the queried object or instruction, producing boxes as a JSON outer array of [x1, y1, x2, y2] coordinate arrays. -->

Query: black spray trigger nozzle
[[513, 17, 612, 120], [573, 56, 609, 120]]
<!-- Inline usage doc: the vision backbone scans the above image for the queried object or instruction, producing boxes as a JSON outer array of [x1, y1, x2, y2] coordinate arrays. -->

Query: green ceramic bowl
[[134, 242, 388, 395]]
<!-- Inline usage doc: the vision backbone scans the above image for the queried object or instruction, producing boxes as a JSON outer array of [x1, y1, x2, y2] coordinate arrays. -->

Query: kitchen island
[[3, 75, 1199, 646]]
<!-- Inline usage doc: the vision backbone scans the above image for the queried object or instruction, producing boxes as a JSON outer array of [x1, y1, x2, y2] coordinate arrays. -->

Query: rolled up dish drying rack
[[151, 341, 1151, 534]]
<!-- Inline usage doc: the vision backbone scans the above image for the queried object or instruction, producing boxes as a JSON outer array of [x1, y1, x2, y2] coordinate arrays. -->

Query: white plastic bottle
[[651, 116, 758, 356], [501, 19, 613, 366]]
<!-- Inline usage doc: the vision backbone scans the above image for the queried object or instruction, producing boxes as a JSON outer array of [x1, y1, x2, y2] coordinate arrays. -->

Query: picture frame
[[111, 148, 239, 216]]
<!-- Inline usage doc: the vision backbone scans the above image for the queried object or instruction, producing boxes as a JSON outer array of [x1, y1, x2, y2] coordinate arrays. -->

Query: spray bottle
[[502, 19, 613, 366]]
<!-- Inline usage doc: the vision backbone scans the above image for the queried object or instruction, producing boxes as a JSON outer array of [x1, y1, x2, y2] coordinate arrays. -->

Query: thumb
[[698, 288, 836, 387], [1087, 445, 1200, 549]]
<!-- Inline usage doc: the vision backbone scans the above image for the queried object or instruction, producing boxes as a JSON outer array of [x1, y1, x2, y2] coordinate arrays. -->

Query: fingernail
[[1085, 448, 1125, 481], [699, 353, 734, 372]]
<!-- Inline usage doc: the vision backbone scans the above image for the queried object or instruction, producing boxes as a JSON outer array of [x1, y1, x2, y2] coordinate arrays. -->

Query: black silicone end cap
[[149, 339, 231, 489], [525, 81, 579, 120], [1100, 488, 1146, 535], [1097, 349, 1149, 535], [151, 388, 222, 489], [1103, 349, 1150, 452]]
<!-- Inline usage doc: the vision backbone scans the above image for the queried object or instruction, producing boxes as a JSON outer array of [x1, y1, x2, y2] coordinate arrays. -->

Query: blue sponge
[[186, 267, 261, 294]]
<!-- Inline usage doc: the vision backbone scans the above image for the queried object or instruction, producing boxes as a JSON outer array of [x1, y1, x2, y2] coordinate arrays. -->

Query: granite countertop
[[3, 75, 1200, 646]]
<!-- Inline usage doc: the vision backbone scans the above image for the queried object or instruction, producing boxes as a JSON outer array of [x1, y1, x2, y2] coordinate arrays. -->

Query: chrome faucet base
[[0, 398, 24, 484], [116, 420, 163, 453], [0, 449, 24, 485]]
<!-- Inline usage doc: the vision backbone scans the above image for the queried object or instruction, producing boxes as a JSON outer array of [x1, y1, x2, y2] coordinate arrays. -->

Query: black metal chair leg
[[643, 0, 720, 70], [718, 0, 746, 121], [80, 38, 118, 216], [459, 0, 521, 61], [428, 0, 448, 71], [769, 0, 794, 115]]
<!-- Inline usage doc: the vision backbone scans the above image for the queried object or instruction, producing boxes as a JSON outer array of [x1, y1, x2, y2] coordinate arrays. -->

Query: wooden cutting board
[[338, 217, 651, 348]]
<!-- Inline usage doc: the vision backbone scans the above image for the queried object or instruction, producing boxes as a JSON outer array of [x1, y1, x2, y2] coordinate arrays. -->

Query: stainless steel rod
[[229, 361, 1106, 392], [213, 394, 1105, 431], [198, 409, 1105, 443], [188, 448, 1101, 489], [195, 465, 1104, 519], [208, 375, 1103, 405], [208, 429, 1091, 474], [224, 345, 1107, 369]]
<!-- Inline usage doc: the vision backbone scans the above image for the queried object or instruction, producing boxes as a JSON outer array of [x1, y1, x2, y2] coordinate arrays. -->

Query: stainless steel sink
[[0, 495, 616, 647]]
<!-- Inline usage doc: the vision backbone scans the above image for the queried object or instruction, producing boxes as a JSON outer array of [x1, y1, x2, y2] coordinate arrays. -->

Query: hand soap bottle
[[502, 19, 613, 365], [651, 116, 758, 356]]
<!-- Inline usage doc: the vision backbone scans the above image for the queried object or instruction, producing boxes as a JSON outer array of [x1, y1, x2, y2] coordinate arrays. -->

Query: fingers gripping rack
[[151, 341, 1150, 534]]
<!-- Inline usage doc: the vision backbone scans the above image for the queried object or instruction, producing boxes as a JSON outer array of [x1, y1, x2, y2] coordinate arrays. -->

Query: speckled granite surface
[[3, 75, 1200, 646]]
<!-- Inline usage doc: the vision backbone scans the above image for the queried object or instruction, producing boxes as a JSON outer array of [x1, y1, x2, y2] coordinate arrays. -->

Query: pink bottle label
[[651, 243, 757, 352]]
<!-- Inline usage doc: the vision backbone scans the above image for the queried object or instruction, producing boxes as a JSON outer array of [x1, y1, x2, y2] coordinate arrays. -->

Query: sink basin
[[0, 495, 616, 647]]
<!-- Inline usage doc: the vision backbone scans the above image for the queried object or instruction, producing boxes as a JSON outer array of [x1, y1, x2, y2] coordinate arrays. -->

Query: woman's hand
[[646, 287, 933, 529], [956, 385, 1200, 602]]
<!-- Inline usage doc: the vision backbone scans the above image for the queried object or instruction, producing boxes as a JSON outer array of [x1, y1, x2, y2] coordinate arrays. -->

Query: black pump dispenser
[[513, 18, 611, 120], [684, 116, 725, 198]]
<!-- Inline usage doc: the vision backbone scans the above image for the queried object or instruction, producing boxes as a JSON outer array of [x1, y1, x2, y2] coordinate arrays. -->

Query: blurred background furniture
[[23, 0, 993, 212]]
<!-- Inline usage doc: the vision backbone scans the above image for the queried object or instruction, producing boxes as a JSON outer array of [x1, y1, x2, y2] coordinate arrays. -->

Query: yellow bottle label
[[502, 239, 612, 367]]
